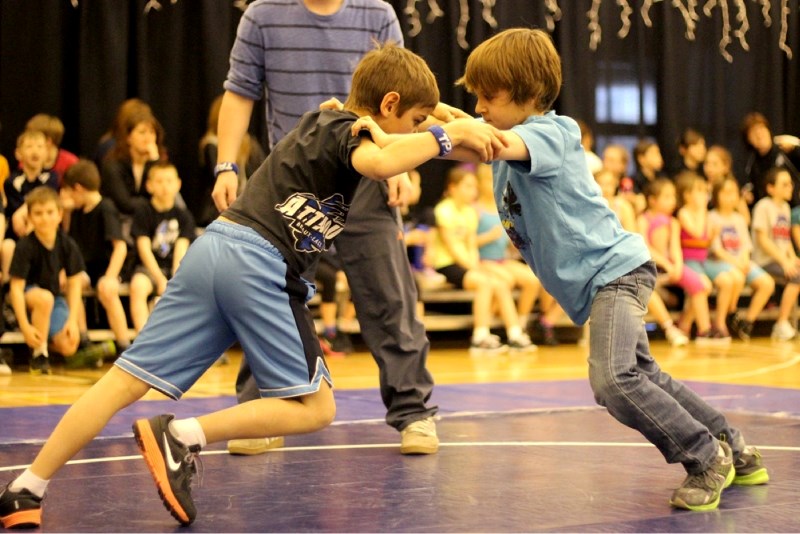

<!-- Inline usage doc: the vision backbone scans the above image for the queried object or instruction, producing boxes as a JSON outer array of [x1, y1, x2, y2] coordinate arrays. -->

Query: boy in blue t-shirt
[[459, 28, 768, 512], [354, 28, 769, 513]]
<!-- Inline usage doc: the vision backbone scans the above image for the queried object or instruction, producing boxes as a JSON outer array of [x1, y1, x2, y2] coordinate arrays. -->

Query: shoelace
[[186, 446, 204, 488], [406, 418, 436, 437], [683, 469, 724, 492]]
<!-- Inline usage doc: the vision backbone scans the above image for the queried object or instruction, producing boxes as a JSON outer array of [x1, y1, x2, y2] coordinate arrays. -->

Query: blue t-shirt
[[492, 111, 650, 324], [477, 209, 509, 261]]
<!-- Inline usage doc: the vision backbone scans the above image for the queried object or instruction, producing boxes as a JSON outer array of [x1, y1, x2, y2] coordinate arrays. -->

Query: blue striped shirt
[[225, 0, 403, 148]]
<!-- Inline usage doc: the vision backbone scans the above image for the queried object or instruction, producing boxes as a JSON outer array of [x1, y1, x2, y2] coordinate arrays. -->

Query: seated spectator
[[676, 127, 707, 176], [576, 119, 603, 175], [197, 95, 266, 227], [676, 172, 743, 342], [638, 179, 720, 344], [2, 130, 58, 285], [25, 113, 79, 185], [751, 167, 800, 341], [432, 165, 534, 355], [596, 169, 687, 346], [704, 145, 750, 225], [602, 143, 635, 201], [129, 163, 195, 333], [710, 177, 775, 340], [8, 187, 84, 374], [632, 139, 667, 214], [741, 112, 800, 206], [61, 159, 132, 353]]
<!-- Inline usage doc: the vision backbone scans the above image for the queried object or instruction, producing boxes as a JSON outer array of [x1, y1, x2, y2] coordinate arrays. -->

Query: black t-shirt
[[131, 204, 196, 270], [9, 230, 86, 295], [69, 198, 124, 281], [223, 109, 365, 276]]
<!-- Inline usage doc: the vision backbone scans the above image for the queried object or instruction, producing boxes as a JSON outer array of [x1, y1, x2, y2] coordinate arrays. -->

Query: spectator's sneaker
[[469, 334, 507, 356], [664, 325, 689, 347], [508, 334, 537, 353], [132, 414, 201, 526], [65, 341, 115, 369], [694, 326, 731, 346], [536, 322, 559, 346], [733, 446, 769, 485], [329, 332, 355, 354], [319, 336, 346, 358], [771, 320, 796, 342], [227, 437, 286, 455], [0, 483, 42, 529], [29, 355, 51, 375], [400, 417, 439, 455], [0, 351, 11, 376], [670, 440, 734, 511]]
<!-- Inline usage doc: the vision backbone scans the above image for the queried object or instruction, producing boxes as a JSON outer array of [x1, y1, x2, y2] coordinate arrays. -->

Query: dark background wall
[[1, 1, 798, 212]]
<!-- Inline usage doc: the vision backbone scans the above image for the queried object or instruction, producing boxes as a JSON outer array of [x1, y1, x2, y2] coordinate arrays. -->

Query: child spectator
[[2, 130, 59, 285], [129, 162, 195, 333], [704, 145, 750, 225], [601, 143, 635, 199], [710, 177, 775, 340], [8, 187, 85, 374], [475, 163, 542, 338], [61, 159, 131, 353], [751, 167, 800, 341], [576, 119, 602, 175], [639, 179, 721, 343], [741, 112, 800, 206], [596, 169, 688, 346], [25, 114, 79, 184], [676, 127, 707, 176], [433, 165, 534, 354], [676, 171, 744, 342], [632, 139, 667, 214]]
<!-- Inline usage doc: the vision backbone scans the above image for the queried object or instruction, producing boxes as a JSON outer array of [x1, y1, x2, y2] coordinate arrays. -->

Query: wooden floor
[[2, 334, 800, 532], [2, 334, 800, 407]]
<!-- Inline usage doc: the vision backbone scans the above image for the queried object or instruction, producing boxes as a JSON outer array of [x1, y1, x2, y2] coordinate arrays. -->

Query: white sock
[[507, 325, 523, 340], [169, 418, 207, 448], [32, 346, 48, 358], [9, 469, 49, 498], [660, 319, 674, 330], [472, 327, 490, 341]]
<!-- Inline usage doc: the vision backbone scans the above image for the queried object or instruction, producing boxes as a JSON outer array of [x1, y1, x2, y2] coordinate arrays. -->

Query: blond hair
[[457, 28, 562, 111], [25, 186, 61, 211], [344, 43, 439, 115]]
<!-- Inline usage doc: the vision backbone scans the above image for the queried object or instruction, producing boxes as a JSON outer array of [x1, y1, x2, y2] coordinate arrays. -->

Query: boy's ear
[[379, 92, 401, 117]]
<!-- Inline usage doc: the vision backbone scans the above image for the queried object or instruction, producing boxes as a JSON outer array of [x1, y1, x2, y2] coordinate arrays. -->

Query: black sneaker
[[29, 354, 52, 375], [0, 483, 42, 529], [132, 414, 200, 525], [669, 440, 735, 511], [329, 332, 354, 354], [733, 446, 769, 485], [727, 312, 752, 341]]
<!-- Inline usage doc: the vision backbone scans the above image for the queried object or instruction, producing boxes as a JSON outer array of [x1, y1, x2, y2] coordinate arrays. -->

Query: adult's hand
[[212, 172, 238, 211]]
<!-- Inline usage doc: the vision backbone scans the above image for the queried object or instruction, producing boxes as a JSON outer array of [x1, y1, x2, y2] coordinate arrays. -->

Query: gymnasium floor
[[1, 337, 799, 532]]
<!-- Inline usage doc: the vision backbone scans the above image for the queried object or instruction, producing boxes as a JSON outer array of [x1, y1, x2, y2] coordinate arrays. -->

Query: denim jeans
[[588, 261, 743, 474]]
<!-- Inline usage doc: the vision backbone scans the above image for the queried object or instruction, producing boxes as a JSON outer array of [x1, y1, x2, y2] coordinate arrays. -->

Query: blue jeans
[[588, 261, 743, 474]]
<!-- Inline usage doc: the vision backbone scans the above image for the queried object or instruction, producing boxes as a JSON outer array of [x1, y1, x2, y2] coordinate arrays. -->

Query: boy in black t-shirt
[[8, 187, 85, 374], [129, 162, 195, 332], [62, 159, 131, 352]]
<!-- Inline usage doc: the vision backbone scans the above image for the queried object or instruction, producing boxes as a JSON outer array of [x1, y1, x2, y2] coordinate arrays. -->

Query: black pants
[[236, 178, 437, 430]]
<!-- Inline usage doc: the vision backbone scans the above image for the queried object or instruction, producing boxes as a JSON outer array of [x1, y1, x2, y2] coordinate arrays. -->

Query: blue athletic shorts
[[48, 296, 69, 338], [115, 220, 332, 400]]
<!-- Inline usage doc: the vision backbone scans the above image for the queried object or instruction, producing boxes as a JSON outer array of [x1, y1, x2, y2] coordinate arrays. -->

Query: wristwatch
[[214, 161, 240, 178]]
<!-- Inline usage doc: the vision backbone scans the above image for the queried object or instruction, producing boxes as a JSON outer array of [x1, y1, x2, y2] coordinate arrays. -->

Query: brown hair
[[443, 164, 476, 198], [25, 114, 66, 146], [63, 159, 101, 191], [711, 176, 739, 209], [674, 170, 706, 209], [146, 161, 179, 182], [740, 112, 770, 148], [677, 127, 704, 150], [16, 129, 46, 148], [199, 94, 251, 169], [644, 178, 675, 201], [25, 186, 60, 211], [110, 104, 166, 162], [633, 139, 658, 169], [344, 43, 439, 116], [457, 28, 562, 111]]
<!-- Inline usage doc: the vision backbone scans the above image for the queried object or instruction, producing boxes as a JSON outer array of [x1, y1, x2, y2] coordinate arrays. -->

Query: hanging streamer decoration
[[65, 0, 793, 62]]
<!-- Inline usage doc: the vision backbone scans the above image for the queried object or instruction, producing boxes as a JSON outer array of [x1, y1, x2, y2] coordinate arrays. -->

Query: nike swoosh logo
[[163, 433, 182, 472]]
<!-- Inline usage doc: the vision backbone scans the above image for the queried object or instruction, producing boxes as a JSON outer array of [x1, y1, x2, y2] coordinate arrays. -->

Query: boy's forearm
[[8, 283, 29, 330], [66, 276, 82, 323], [105, 241, 127, 279]]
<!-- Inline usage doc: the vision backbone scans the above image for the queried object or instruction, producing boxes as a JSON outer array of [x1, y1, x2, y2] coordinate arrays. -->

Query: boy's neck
[[304, 0, 344, 15], [34, 229, 57, 249], [151, 197, 175, 211], [83, 191, 103, 211]]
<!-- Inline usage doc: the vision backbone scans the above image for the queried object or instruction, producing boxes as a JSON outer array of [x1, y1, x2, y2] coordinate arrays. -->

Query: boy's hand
[[444, 119, 508, 161], [319, 97, 344, 111], [781, 260, 799, 278], [431, 102, 472, 123], [386, 173, 413, 208], [21, 323, 45, 349], [212, 172, 238, 212], [351, 116, 389, 147], [156, 276, 168, 296]]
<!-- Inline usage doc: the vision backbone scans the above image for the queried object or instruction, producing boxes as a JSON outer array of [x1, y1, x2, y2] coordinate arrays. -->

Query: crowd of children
[[0, 110, 196, 376]]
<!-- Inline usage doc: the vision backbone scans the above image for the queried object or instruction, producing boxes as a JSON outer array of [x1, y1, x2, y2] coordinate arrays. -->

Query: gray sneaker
[[469, 334, 507, 356], [400, 417, 439, 455], [733, 446, 769, 485], [669, 440, 735, 511]]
